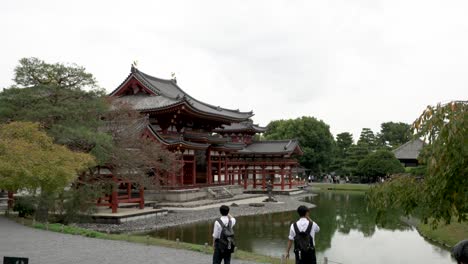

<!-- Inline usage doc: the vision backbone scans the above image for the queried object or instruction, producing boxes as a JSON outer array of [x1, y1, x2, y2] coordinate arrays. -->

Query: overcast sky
[[1, 0, 467, 140]]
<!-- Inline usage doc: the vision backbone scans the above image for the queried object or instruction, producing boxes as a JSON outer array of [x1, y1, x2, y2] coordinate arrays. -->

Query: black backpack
[[217, 218, 236, 253], [293, 221, 315, 254]]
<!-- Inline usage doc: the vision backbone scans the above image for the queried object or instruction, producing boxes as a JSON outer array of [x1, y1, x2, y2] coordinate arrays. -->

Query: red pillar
[[243, 165, 248, 190], [207, 149, 212, 185], [262, 165, 266, 190], [280, 165, 285, 190], [225, 158, 229, 185], [139, 187, 145, 209], [253, 166, 257, 189], [111, 189, 118, 213], [7, 191, 14, 210], [192, 155, 196, 185], [127, 182, 131, 199], [217, 158, 221, 184], [289, 165, 293, 189]]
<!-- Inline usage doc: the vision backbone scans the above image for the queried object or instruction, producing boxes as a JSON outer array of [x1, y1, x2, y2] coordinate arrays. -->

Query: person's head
[[452, 240, 468, 264], [220, 205, 230, 216], [297, 205, 309, 217]]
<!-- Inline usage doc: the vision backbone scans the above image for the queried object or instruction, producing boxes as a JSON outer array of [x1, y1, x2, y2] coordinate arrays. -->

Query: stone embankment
[[80, 194, 315, 233]]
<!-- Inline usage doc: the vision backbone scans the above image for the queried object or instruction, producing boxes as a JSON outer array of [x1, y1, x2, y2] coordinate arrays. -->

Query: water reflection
[[150, 191, 455, 264]]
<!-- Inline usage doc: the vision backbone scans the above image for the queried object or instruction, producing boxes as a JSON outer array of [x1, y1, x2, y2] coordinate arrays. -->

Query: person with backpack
[[285, 205, 320, 264], [212, 205, 236, 264]]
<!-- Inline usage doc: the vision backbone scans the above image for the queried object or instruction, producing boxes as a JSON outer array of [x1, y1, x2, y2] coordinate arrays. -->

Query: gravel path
[[0, 216, 260, 264], [80, 194, 315, 233]]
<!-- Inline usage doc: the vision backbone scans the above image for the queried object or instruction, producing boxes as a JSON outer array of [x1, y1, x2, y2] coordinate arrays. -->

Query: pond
[[150, 191, 455, 264]]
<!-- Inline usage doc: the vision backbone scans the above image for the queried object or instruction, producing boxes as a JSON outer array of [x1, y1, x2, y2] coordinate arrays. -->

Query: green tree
[[377, 122, 411, 149], [0, 57, 112, 164], [357, 128, 377, 150], [331, 132, 354, 175], [357, 150, 404, 182], [343, 143, 370, 177], [264, 116, 335, 173], [336, 132, 354, 156], [0, 122, 95, 220], [368, 101, 467, 224]]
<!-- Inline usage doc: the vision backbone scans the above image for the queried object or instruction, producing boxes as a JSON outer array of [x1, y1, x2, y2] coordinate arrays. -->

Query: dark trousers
[[213, 242, 231, 264], [294, 249, 316, 264]]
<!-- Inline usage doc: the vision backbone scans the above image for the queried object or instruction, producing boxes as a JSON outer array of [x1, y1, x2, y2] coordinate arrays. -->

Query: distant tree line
[[264, 117, 409, 182]]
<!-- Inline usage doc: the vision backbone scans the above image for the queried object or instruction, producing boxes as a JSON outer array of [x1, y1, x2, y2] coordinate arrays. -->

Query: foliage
[[376, 122, 411, 149], [0, 57, 112, 164], [369, 101, 467, 224], [357, 150, 405, 181], [336, 132, 353, 156], [102, 100, 182, 188], [0, 122, 95, 221], [331, 132, 354, 175], [357, 128, 377, 150], [58, 185, 102, 224], [341, 143, 370, 177], [264, 116, 335, 173], [12, 196, 36, 217], [0, 122, 95, 192], [13, 57, 97, 89]]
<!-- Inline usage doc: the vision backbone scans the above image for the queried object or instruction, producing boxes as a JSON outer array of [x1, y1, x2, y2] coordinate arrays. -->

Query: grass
[[417, 220, 468, 247], [6, 215, 293, 264], [310, 183, 370, 192]]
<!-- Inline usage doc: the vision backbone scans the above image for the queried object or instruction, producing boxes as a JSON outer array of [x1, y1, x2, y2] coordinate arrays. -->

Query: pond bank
[[79, 194, 315, 233], [417, 220, 468, 247], [310, 183, 370, 192]]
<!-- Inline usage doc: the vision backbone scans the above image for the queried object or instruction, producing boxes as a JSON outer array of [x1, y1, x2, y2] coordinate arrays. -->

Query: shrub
[[13, 196, 36, 217]]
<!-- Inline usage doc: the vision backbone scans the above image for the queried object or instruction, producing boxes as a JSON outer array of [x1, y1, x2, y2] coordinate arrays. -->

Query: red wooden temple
[[101, 66, 304, 212]]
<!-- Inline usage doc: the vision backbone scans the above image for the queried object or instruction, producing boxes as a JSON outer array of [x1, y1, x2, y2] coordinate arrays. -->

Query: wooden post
[[289, 165, 293, 189], [127, 181, 131, 200], [218, 158, 222, 184], [111, 189, 118, 213], [192, 155, 196, 185], [280, 165, 285, 190], [207, 149, 212, 185], [225, 158, 229, 185], [243, 165, 248, 190], [139, 187, 145, 209], [262, 165, 266, 190], [7, 191, 14, 210], [253, 165, 257, 189]]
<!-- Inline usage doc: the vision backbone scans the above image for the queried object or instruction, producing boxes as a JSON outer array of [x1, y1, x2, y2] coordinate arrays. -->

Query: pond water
[[150, 191, 455, 264]]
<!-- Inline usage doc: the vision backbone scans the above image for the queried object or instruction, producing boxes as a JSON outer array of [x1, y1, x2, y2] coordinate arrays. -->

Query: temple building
[[109, 66, 303, 201]]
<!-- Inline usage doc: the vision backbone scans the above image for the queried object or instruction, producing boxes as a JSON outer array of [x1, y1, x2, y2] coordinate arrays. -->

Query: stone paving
[[0, 216, 261, 264]]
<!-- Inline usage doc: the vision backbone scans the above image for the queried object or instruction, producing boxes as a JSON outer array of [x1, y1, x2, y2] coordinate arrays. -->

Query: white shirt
[[212, 216, 236, 239], [288, 218, 320, 245]]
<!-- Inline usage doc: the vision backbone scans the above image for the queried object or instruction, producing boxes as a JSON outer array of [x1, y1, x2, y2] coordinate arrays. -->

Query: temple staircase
[[207, 187, 234, 200]]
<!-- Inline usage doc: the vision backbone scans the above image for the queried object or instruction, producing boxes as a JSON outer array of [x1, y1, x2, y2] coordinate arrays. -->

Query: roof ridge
[[137, 69, 253, 115]]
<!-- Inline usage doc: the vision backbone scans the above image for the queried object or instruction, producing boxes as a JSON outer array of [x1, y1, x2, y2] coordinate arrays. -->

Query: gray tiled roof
[[239, 140, 302, 155], [110, 67, 253, 121], [215, 120, 266, 133], [113, 95, 182, 111], [147, 125, 210, 149], [393, 139, 425, 160]]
